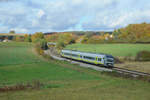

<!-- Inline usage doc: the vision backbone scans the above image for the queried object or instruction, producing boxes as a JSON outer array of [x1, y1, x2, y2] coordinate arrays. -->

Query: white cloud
[[31, 19, 39, 27], [0, 26, 9, 32], [0, 0, 150, 33], [109, 10, 150, 28], [11, 28, 28, 33], [37, 9, 45, 18]]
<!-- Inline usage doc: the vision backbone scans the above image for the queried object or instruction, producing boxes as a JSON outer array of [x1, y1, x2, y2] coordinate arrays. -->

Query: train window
[[98, 58, 101, 61], [107, 59, 113, 62], [83, 56, 95, 60], [72, 54, 78, 57], [64, 53, 71, 56]]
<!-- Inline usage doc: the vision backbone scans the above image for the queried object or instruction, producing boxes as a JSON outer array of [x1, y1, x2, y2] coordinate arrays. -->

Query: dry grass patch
[[115, 61, 150, 73]]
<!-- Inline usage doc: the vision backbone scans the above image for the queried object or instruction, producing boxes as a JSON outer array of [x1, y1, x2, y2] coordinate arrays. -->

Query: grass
[[115, 61, 150, 73], [0, 79, 150, 100], [65, 43, 150, 73], [65, 43, 150, 57], [0, 42, 39, 66], [0, 42, 97, 86], [0, 42, 150, 100]]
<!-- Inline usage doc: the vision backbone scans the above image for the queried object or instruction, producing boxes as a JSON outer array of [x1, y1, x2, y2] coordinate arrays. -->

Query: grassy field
[[0, 42, 150, 100], [0, 42, 97, 86], [65, 43, 150, 73], [65, 43, 150, 57]]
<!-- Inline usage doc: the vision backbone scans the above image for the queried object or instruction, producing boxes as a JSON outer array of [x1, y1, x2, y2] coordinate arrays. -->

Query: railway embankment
[[44, 47, 150, 79], [44, 49, 112, 72]]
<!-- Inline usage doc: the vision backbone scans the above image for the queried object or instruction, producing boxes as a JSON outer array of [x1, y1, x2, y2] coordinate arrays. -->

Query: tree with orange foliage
[[113, 23, 150, 42], [24, 34, 31, 42], [56, 33, 76, 49], [31, 32, 44, 42], [45, 34, 59, 42]]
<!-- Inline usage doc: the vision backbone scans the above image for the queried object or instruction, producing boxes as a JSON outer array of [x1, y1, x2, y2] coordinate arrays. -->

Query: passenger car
[[61, 50, 114, 68]]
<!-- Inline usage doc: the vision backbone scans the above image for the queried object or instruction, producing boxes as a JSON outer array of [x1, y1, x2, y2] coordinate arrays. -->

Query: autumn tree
[[9, 30, 15, 34], [113, 23, 150, 43], [45, 34, 59, 42], [14, 36, 25, 42], [31, 32, 44, 42], [81, 35, 89, 44], [56, 33, 76, 49], [24, 34, 31, 42]]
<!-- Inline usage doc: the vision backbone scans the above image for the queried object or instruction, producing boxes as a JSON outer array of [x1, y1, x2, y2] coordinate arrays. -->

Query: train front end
[[105, 55, 114, 68]]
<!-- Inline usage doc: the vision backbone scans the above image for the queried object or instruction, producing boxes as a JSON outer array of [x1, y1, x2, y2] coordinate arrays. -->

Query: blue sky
[[0, 0, 150, 33]]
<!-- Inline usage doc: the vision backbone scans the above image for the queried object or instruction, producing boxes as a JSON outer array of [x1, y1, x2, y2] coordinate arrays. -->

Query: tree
[[45, 34, 59, 42], [56, 33, 76, 49], [114, 23, 150, 42], [14, 36, 24, 42], [58, 33, 76, 45], [9, 30, 15, 34], [56, 40, 65, 49], [39, 39, 48, 50], [24, 34, 31, 42], [31, 32, 44, 42], [81, 35, 89, 44]]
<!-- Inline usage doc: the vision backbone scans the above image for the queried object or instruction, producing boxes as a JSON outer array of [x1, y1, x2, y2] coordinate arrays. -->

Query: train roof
[[62, 49, 114, 58]]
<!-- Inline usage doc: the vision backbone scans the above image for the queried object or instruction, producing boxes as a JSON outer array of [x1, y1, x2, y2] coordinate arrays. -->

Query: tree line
[[2, 22, 150, 50]]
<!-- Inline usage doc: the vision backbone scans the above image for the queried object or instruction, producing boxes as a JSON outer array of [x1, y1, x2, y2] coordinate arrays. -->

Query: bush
[[56, 40, 65, 50], [34, 39, 48, 55], [114, 57, 123, 64], [135, 51, 150, 61], [35, 43, 41, 55], [13, 36, 25, 42]]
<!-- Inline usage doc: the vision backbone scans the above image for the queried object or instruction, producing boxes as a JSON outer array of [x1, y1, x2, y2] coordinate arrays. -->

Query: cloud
[[0, 26, 8, 32], [37, 9, 45, 18], [11, 28, 28, 33], [0, 0, 15, 2], [0, 0, 150, 33]]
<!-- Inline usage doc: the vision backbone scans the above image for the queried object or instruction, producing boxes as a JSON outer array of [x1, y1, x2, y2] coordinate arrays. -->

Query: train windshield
[[106, 55, 113, 58], [106, 55, 114, 62], [107, 58, 113, 62]]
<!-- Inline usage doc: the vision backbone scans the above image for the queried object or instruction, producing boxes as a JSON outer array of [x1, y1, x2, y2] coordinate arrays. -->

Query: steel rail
[[113, 67, 150, 76]]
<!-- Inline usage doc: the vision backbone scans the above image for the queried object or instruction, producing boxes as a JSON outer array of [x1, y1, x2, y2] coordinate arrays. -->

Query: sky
[[0, 0, 150, 33]]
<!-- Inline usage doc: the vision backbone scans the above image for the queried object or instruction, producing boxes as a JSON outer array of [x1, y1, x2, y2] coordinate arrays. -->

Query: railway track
[[113, 67, 150, 77], [45, 49, 150, 77]]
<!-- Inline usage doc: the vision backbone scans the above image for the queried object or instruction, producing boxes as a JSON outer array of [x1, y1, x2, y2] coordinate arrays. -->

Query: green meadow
[[0, 42, 150, 100], [66, 43, 150, 57], [0, 42, 97, 85]]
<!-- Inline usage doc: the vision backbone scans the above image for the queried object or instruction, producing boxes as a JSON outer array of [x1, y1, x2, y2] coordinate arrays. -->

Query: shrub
[[114, 57, 123, 64], [39, 49, 44, 55], [35, 43, 41, 55], [13, 36, 25, 42], [81, 35, 89, 44], [56, 40, 65, 50], [123, 53, 133, 61], [135, 51, 150, 61], [34, 39, 48, 55], [24, 34, 32, 42], [40, 39, 48, 50]]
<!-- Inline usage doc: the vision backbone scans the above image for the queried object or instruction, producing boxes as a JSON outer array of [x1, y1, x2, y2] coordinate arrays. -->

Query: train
[[61, 49, 114, 68]]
